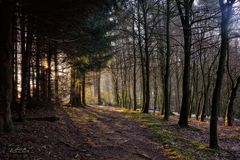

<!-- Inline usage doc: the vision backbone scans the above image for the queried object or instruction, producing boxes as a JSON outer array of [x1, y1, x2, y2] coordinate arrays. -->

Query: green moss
[[146, 122, 161, 127], [186, 125, 202, 132], [191, 140, 218, 153], [119, 109, 219, 160], [226, 134, 239, 140], [165, 148, 188, 160], [154, 129, 175, 140]]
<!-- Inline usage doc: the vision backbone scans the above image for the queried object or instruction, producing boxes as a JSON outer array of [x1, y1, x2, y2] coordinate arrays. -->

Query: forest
[[0, 0, 240, 159]]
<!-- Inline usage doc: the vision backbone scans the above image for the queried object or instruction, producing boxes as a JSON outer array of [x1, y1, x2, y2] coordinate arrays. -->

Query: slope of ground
[[0, 105, 239, 160], [0, 106, 168, 160], [118, 108, 240, 160]]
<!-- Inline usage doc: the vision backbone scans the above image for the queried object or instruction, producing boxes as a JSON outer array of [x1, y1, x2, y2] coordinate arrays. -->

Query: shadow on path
[[63, 105, 170, 160]]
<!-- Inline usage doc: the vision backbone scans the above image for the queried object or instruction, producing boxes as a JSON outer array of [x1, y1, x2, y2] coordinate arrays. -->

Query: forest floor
[[0, 105, 239, 160]]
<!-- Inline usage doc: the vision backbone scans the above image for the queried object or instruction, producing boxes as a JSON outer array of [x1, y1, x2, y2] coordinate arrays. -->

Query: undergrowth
[[119, 109, 219, 160]]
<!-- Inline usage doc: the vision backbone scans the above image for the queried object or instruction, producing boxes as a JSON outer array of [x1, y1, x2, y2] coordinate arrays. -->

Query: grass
[[186, 125, 202, 132], [225, 134, 240, 140], [118, 109, 220, 160]]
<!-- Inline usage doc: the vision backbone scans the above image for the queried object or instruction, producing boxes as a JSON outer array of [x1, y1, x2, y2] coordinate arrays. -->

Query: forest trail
[[1, 105, 239, 160], [61, 105, 170, 160], [0, 105, 169, 160]]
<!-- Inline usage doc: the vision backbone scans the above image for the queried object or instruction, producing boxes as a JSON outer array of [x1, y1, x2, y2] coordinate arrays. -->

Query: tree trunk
[[137, 0, 146, 110], [47, 44, 52, 102], [200, 52, 212, 122], [12, 10, 18, 108], [196, 89, 203, 120], [176, 0, 193, 127], [97, 71, 102, 105], [78, 79, 82, 107], [164, 0, 170, 120], [225, 77, 240, 126], [210, 0, 234, 149], [31, 59, 35, 98], [0, 0, 15, 132], [72, 70, 80, 107], [176, 0, 194, 127], [82, 72, 86, 106], [189, 60, 197, 118], [20, 16, 33, 121], [175, 66, 181, 113], [141, 0, 150, 113], [35, 37, 40, 100], [153, 73, 158, 113], [178, 27, 191, 127], [128, 70, 132, 109], [54, 50, 59, 102], [112, 73, 119, 105], [201, 81, 210, 121], [70, 67, 76, 107], [41, 68, 47, 100], [132, 11, 137, 110], [122, 45, 127, 108]]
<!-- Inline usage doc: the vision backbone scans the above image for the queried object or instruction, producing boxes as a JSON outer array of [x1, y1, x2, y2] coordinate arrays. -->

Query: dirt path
[[62, 105, 170, 160], [0, 105, 169, 160]]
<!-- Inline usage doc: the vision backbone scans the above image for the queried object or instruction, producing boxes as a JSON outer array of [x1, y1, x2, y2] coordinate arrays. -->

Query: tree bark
[[47, 44, 52, 102], [41, 68, 47, 100], [70, 67, 76, 107], [137, 0, 146, 110], [132, 9, 137, 110], [35, 37, 40, 100], [0, 0, 15, 132], [176, 0, 193, 127], [54, 49, 59, 102], [20, 16, 33, 121], [78, 79, 82, 107], [225, 77, 240, 126], [210, 0, 234, 149], [82, 72, 86, 106], [153, 72, 158, 113], [141, 0, 150, 113], [12, 10, 18, 108], [201, 80, 210, 121], [97, 71, 102, 105], [164, 0, 171, 120], [112, 71, 119, 105]]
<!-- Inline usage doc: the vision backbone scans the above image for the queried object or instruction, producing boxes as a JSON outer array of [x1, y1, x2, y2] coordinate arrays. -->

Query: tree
[[0, 0, 117, 134], [136, 0, 146, 111], [131, 1, 137, 110], [140, 0, 150, 113], [0, 0, 15, 132], [175, 0, 195, 127], [225, 40, 240, 126], [20, 16, 33, 121], [97, 71, 102, 105], [164, 0, 171, 120], [225, 76, 240, 126], [210, 0, 235, 149], [70, 67, 82, 107]]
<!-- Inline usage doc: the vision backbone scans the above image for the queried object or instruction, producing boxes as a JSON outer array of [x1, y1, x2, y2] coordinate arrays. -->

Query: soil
[[0, 105, 170, 160]]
